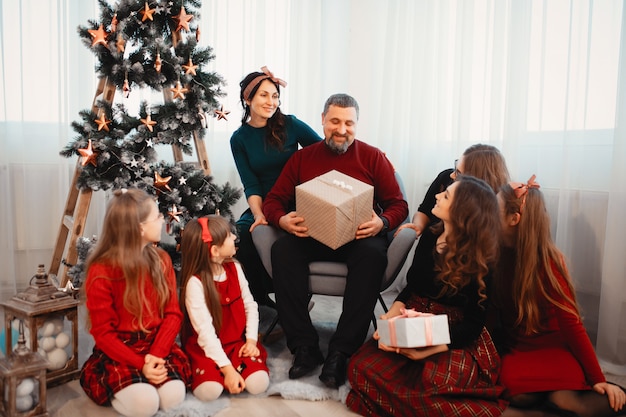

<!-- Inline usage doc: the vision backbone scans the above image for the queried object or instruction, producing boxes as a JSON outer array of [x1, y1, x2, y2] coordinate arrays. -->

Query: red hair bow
[[197, 217, 212, 245]]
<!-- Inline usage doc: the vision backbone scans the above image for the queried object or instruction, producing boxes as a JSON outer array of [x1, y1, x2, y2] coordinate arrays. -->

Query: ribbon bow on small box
[[377, 308, 451, 348]]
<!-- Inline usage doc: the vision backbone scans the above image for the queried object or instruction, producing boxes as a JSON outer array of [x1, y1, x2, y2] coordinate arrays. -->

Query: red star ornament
[[170, 80, 189, 100], [154, 172, 172, 192], [139, 2, 156, 22], [94, 113, 111, 131], [140, 114, 157, 132], [78, 139, 98, 167], [168, 205, 183, 223], [182, 58, 198, 76], [215, 105, 230, 121], [173, 6, 193, 32], [88, 24, 108, 48]]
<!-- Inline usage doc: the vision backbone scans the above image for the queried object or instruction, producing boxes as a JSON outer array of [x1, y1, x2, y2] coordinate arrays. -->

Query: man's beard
[[326, 136, 350, 154]]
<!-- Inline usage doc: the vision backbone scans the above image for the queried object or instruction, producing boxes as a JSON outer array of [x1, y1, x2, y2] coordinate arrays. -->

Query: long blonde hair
[[84, 188, 170, 332], [179, 215, 233, 341], [498, 183, 579, 335]]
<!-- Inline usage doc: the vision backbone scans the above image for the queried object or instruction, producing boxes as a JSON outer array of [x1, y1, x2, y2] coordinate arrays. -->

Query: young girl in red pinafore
[[80, 188, 190, 417], [180, 215, 269, 401]]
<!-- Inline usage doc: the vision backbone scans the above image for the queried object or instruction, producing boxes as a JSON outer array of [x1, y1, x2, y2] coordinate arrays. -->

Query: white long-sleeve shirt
[[184, 262, 259, 368]]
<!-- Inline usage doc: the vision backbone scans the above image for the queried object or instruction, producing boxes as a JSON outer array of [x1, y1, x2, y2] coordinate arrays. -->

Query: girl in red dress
[[180, 215, 269, 401], [80, 188, 190, 417], [494, 176, 626, 416]]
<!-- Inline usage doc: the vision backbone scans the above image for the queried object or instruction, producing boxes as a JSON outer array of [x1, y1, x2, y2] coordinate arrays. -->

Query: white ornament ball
[[16, 378, 35, 397], [47, 347, 68, 370], [51, 318, 64, 335], [15, 394, 34, 412], [55, 332, 70, 349], [39, 321, 56, 337], [40, 336, 56, 352]]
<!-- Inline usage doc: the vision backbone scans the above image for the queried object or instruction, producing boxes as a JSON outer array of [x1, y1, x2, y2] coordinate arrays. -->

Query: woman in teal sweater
[[230, 67, 321, 307]]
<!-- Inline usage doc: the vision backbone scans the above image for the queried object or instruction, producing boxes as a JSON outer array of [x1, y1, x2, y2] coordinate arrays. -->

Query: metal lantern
[[1, 265, 79, 387], [0, 321, 48, 417]]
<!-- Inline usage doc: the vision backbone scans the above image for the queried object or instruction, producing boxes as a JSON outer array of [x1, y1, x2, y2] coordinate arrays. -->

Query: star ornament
[[78, 139, 98, 167], [182, 58, 198, 76], [154, 172, 172, 192], [215, 105, 230, 121], [140, 114, 157, 132], [139, 2, 156, 22], [88, 24, 108, 48], [173, 6, 193, 32], [94, 113, 111, 131], [168, 205, 183, 223], [170, 80, 189, 100]]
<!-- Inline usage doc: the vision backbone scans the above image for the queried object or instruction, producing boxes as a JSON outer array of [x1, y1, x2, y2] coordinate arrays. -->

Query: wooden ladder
[[49, 77, 211, 286]]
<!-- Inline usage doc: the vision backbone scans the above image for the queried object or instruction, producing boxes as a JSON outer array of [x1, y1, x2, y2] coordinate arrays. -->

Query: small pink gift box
[[376, 309, 451, 348]]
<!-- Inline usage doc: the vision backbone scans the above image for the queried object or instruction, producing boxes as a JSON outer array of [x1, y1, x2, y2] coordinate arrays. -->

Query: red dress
[[497, 256, 605, 396], [184, 262, 268, 390], [80, 249, 191, 405]]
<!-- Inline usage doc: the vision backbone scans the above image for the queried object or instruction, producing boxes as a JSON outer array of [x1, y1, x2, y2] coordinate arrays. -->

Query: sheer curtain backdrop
[[0, 0, 624, 373]]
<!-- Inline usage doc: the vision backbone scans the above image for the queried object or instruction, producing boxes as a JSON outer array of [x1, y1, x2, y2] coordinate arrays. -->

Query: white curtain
[[1, 0, 624, 372]]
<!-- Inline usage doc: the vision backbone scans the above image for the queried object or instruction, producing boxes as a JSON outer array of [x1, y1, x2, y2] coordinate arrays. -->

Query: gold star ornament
[[215, 105, 230, 121], [88, 24, 108, 48], [173, 6, 193, 32], [140, 114, 157, 132], [182, 58, 198, 76], [170, 80, 189, 100], [154, 171, 172, 192], [94, 113, 111, 131], [168, 205, 183, 223], [139, 2, 156, 22], [78, 139, 98, 167]]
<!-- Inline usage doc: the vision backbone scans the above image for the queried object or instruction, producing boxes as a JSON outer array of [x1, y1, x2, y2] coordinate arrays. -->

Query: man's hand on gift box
[[356, 211, 385, 239], [279, 211, 309, 237]]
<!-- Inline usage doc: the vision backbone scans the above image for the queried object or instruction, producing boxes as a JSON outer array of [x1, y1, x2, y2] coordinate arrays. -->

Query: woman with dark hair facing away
[[493, 176, 626, 416], [230, 66, 322, 307], [180, 215, 269, 401], [347, 175, 507, 417], [79, 188, 190, 417], [395, 143, 510, 239]]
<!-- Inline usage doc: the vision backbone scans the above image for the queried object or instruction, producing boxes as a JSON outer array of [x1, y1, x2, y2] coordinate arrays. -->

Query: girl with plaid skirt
[[80, 188, 191, 417], [179, 215, 269, 401], [347, 176, 508, 417]]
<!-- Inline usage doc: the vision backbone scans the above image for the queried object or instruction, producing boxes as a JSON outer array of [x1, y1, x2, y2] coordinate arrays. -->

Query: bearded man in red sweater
[[262, 93, 409, 389]]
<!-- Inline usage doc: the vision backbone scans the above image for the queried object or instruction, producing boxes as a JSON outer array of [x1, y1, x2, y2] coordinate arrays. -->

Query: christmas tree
[[60, 0, 241, 278]]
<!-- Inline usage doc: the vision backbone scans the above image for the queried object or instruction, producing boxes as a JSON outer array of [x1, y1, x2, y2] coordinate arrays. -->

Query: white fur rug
[[260, 316, 351, 403]]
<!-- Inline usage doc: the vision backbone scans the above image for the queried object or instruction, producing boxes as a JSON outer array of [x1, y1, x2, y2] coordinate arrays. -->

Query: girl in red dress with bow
[[180, 215, 269, 401], [493, 176, 626, 416]]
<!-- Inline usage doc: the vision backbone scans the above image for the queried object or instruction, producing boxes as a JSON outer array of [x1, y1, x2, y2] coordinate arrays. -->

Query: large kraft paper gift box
[[296, 169, 374, 249], [376, 309, 451, 348]]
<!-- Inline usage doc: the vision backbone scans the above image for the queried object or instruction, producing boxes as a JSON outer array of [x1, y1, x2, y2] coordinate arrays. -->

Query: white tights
[[112, 380, 186, 417], [193, 370, 270, 401]]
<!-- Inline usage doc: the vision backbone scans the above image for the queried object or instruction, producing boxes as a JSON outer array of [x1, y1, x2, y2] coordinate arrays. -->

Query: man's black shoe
[[288, 346, 324, 379], [319, 350, 349, 389]]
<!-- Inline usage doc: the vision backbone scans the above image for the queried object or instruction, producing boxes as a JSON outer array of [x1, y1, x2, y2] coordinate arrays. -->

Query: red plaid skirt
[[346, 295, 507, 417], [80, 331, 191, 405]]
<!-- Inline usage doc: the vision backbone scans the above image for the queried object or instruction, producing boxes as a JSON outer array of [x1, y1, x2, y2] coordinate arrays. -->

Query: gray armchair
[[251, 172, 416, 340]]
